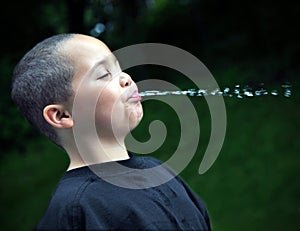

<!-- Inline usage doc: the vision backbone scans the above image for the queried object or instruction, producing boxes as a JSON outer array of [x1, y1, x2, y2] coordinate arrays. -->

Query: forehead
[[62, 34, 112, 67], [61, 35, 113, 81]]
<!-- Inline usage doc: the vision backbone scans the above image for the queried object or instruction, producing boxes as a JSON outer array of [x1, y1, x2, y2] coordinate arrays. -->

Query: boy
[[11, 34, 211, 230]]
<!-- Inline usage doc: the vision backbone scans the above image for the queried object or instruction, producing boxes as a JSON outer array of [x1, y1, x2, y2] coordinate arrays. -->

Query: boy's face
[[63, 35, 143, 140]]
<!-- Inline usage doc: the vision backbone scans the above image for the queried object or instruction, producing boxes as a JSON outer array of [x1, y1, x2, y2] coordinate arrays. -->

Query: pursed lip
[[128, 90, 142, 101]]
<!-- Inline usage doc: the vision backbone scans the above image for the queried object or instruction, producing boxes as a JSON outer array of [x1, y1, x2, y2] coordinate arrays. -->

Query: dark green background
[[0, 0, 299, 230]]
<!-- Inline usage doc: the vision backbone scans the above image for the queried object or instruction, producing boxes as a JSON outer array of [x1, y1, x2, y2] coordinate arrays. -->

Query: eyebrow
[[89, 59, 106, 74], [89, 55, 118, 74]]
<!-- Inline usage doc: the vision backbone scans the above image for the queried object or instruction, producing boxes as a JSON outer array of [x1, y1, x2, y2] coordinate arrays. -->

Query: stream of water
[[140, 83, 292, 98]]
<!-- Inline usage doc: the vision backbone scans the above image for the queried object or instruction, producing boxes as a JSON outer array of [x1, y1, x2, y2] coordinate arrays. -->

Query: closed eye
[[97, 72, 110, 80]]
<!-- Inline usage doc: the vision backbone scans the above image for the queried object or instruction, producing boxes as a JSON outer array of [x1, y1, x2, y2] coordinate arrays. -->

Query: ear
[[43, 104, 74, 129]]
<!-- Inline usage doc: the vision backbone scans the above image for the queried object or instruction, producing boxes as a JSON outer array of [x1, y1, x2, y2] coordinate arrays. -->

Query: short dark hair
[[11, 33, 76, 147]]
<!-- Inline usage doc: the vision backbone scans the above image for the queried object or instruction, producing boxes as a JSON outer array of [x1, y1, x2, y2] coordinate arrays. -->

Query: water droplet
[[271, 90, 278, 96], [197, 89, 208, 96], [210, 88, 222, 96], [187, 89, 196, 96], [223, 87, 230, 93], [284, 89, 292, 97], [244, 91, 254, 97], [281, 82, 292, 98]]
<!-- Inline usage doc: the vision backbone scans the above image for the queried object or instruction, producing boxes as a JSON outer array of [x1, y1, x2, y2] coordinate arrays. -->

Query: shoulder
[[36, 172, 94, 230], [139, 156, 164, 167], [47, 171, 96, 211], [56, 175, 94, 202]]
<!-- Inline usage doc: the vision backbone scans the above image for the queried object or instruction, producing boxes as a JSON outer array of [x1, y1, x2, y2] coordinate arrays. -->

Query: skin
[[43, 35, 143, 170]]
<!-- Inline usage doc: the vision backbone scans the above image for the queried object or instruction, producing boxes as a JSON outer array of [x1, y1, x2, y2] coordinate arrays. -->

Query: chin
[[129, 109, 143, 131]]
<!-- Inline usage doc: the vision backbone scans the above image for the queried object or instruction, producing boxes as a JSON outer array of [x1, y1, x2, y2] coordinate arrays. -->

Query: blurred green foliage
[[0, 0, 299, 230]]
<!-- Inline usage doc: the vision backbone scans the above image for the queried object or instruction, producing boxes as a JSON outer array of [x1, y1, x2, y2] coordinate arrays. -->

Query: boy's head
[[11, 34, 143, 148]]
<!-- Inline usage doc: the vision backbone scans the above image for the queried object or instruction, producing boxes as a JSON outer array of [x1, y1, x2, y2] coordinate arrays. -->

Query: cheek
[[95, 92, 119, 123]]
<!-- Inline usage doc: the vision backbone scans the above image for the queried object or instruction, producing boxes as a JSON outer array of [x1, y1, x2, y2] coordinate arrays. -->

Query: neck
[[65, 137, 129, 171]]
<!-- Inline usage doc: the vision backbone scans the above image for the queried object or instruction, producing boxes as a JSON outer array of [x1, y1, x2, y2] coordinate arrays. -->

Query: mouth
[[128, 90, 142, 102]]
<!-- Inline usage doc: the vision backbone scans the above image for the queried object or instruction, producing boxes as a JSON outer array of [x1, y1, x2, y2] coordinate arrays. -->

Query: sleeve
[[73, 177, 117, 230], [36, 199, 114, 231], [34, 202, 85, 231], [35, 178, 92, 231], [70, 178, 113, 231]]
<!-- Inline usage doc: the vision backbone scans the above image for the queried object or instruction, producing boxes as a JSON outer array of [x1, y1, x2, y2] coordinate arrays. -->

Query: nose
[[119, 72, 133, 88]]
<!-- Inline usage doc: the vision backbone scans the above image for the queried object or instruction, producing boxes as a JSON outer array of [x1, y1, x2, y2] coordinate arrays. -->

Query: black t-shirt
[[36, 154, 211, 230]]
